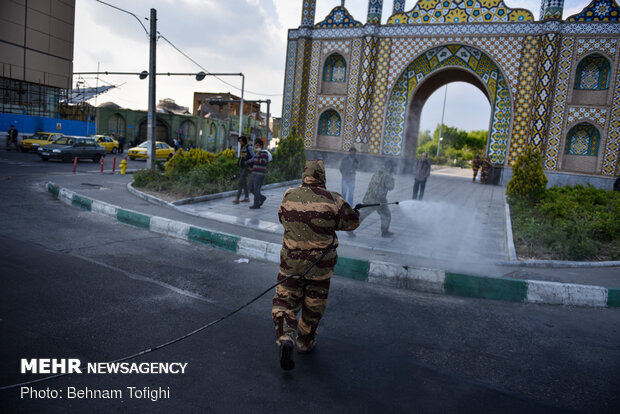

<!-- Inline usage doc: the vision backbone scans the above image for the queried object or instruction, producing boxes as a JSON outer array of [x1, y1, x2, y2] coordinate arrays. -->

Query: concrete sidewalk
[[41, 166, 620, 308]]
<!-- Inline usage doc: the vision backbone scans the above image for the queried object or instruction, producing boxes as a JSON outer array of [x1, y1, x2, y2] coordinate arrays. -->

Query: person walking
[[272, 159, 360, 370], [480, 156, 493, 184], [233, 136, 254, 204], [358, 159, 396, 237], [472, 153, 482, 182], [118, 136, 126, 154], [249, 140, 270, 209], [6, 125, 18, 151], [412, 152, 431, 200], [339, 147, 358, 206]]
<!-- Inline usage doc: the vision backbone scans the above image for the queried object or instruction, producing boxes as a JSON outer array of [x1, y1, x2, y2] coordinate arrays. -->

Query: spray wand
[[354, 201, 400, 210]]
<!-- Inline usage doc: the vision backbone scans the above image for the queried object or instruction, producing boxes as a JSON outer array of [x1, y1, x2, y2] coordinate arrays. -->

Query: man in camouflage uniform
[[358, 160, 396, 237], [472, 153, 482, 182], [272, 160, 359, 370], [480, 156, 493, 184]]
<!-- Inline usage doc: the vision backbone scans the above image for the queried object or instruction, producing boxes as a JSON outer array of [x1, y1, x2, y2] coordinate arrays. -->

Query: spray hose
[[354, 201, 400, 210], [0, 235, 337, 391]]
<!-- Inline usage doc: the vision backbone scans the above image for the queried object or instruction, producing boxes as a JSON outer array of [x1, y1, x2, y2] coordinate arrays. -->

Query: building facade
[[0, 0, 75, 119], [281, 0, 620, 180]]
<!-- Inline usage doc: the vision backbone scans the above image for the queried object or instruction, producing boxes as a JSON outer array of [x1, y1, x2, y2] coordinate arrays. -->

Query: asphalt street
[[0, 150, 619, 413]]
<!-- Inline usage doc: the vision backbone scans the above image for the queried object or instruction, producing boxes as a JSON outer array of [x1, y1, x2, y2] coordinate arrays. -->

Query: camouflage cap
[[302, 160, 326, 187]]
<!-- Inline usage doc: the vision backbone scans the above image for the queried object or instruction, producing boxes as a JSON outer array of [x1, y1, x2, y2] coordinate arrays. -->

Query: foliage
[[133, 131, 306, 198], [511, 185, 620, 260], [506, 148, 548, 203], [417, 124, 487, 167], [266, 128, 306, 183]]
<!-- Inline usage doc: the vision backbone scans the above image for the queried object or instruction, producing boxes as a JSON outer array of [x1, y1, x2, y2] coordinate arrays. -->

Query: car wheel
[[93, 154, 101, 163], [112, 147, 117, 154], [40, 157, 49, 162], [168, 153, 173, 159], [129, 157, 135, 161], [63, 154, 73, 163]]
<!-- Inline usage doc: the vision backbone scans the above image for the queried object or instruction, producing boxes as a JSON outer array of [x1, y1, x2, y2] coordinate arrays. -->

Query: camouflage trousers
[[359, 204, 391, 233], [481, 169, 490, 184], [272, 247, 337, 352], [472, 167, 479, 181]]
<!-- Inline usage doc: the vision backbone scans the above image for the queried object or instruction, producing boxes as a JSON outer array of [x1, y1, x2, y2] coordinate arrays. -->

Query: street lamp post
[[146, 8, 157, 170]]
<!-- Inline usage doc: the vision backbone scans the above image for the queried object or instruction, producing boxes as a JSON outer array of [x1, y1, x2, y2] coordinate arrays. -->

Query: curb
[[44, 181, 619, 308]]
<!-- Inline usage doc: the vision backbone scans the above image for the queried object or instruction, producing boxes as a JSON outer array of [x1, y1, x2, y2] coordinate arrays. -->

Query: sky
[[73, 0, 593, 134]]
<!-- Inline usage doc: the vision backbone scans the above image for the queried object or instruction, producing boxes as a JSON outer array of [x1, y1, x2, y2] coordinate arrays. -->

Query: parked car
[[92, 135, 119, 153], [20, 132, 64, 152], [127, 141, 174, 160], [38, 137, 106, 162]]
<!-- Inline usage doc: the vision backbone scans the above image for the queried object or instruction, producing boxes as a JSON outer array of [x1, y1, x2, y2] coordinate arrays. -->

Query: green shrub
[[268, 129, 306, 182], [511, 185, 620, 260], [506, 147, 548, 203]]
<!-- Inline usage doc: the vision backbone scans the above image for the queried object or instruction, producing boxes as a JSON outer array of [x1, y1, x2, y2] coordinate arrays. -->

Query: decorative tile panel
[[367, 0, 384, 25], [301, 0, 316, 27], [540, 0, 564, 21], [356, 36, 378, 146], [292, 39, 307, 135], [576, 37, 617, 57], [315, 6, 362, 28], [567, 0, 620, 22], [529, 32, 559, 150], [544, 36, 574, 170], [387, 0, 534, 24], [343, 39, 362, 151], [387, 37, 524, 96], [392, 0, 406, 14], [281, 40, 297, 139], [383, 44, 511, 163], [566, 106, 608, 127], [317, 95, 346, 113], [303, 41, 321, 147], [509, 36, 538, 164], [368, 38, 392, 154], [602, 55, 620, 175], [322, 40, 351, 55]]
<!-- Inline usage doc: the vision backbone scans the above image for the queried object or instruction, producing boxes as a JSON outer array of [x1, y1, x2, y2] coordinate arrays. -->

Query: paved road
[[0, 150, 619, 413]]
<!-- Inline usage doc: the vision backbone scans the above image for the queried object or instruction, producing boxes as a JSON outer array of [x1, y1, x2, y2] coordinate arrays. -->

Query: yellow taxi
[[92, 135, 120, 153], [127, 141, 175, 160], [20, 132, 64, 152]]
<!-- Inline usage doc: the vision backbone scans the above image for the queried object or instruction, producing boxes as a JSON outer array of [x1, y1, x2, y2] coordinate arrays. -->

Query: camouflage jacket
[[278, 160, 360, 251], [362, 168, 395, 203]]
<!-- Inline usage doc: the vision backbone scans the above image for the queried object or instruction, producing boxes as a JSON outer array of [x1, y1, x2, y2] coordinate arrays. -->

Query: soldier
[[233, 136, 254, 204], [472, 153, 482, 182], [358, 159, 396, 237], [480, 156, 492, 184], [272, 160, 359, 370]]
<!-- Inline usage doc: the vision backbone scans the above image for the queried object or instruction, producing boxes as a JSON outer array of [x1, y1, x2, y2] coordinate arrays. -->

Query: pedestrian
[[412, 152, 431, 200], [233, 136, 254, 204], [173, 138, 180, 151], [272, 159, 360, 370], [472, 153, 482, 182], [339, 147, 358, 206], [614, 176, 620, 192], [358, 159, 396, 237], [6, 125, 18, 151], [118, 136, 126, 154], [248, 140, 270, 209], [480, 156, 492, 184]]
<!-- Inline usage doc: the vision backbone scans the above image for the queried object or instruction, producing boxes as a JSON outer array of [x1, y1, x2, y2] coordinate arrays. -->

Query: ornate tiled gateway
[[281, 0, 620, 177]]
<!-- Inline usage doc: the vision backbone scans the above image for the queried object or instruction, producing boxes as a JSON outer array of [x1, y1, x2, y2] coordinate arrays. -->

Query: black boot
[[279, 340, 295, 371]]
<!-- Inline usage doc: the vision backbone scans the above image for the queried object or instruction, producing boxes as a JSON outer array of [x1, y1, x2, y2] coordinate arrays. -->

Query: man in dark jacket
[[249, 140, 270, 209], [6, 125, 18, 151], [412, 152, 431, 200], [233, 136, 254, 204], [272, 160, 359, 370], [339, 147, 358, 206]]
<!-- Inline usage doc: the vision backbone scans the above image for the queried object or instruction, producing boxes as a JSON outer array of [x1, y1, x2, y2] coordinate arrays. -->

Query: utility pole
[[147, 8, 157, 170], [437, 85, 448, 157]]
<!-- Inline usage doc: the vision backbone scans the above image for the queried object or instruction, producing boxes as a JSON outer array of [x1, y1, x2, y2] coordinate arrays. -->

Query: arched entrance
[[383, 44, 512, 165], [138, 118, 170, 143]]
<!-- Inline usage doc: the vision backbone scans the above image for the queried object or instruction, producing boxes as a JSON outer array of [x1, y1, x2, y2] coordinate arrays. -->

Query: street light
[[436, 136, 443, 157]]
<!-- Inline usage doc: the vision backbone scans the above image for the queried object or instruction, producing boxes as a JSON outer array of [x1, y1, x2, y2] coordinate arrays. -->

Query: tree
[[506, 148, 548, 203]]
